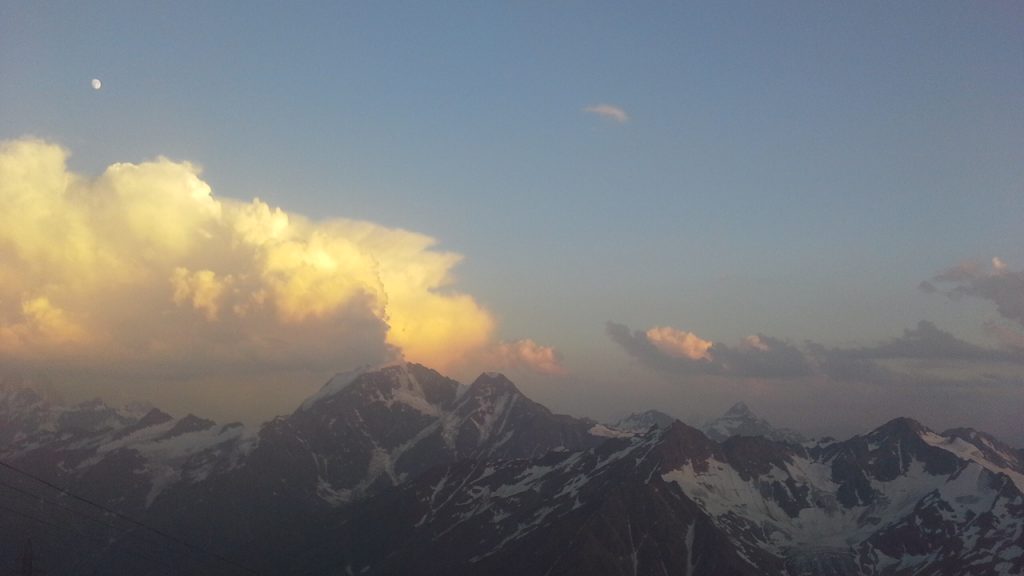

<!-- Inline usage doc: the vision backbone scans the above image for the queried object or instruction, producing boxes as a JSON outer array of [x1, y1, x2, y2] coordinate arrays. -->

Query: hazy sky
[[2, 2, 1022, 443]]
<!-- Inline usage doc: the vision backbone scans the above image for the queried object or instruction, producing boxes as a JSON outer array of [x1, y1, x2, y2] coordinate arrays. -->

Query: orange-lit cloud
[[644, 326, 713, 360], [0, 138, 496, 393], [490, 339, 567, 375], [0, 296, 91, 352]]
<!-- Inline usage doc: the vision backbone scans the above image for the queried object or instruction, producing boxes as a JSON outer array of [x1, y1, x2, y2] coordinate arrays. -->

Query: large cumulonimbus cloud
[[0, 138, 561, 416]]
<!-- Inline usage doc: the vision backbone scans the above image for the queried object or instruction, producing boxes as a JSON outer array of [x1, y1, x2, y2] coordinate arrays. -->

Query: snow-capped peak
[[703, 401, 805, 443], [723, 401, 753, 417], [611, 410, 676, 434], [468, 372, 519, 395], [297, 361, 405, 411]]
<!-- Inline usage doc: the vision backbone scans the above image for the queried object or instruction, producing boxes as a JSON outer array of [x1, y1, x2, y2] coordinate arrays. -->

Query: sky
[[1, 2, 1022, 443]]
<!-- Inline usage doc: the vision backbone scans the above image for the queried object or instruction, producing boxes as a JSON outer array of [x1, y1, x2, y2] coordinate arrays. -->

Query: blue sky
[[1, 2, 1022, 440]]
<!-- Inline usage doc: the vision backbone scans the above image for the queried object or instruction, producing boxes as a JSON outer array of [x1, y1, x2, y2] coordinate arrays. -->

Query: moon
[[91, 78, 102, 90]]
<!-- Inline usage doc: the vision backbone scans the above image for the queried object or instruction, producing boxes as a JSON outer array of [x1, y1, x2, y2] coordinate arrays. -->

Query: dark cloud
[[838, 320, 1024, 364], [807, 339, 1024, 393], [710, 335, 812, 378], [923, 259, 1024, 351], [927, 261, 1024, 327], [807, 341, 895, 383], [807, 319, 1024, 390]]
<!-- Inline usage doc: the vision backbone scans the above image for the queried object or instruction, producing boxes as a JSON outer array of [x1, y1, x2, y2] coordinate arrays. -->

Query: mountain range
[[1, 364, 1021, 575]]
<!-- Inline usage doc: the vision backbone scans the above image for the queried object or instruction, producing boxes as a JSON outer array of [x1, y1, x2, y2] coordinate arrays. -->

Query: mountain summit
[[612, 409, 676, 432], [703, 400, 806, 443]]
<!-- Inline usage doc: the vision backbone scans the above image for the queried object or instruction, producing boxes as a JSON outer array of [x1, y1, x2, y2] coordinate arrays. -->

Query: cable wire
[[0, 460, 261, 576]]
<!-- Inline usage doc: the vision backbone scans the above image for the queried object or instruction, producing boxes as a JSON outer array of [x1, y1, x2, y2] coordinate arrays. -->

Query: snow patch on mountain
[[922, 430, 1024, 491], [664, 452, 991, 558], [298, 361, 404, 411], [378, 368, 443, 416], [91, 416, 256, 505], [588, 423, 634, 438], [615, 410, 676, 432]]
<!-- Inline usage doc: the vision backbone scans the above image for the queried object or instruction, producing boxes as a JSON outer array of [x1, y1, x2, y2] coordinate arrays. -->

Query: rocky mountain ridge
[[0, 365, 1021, 575]]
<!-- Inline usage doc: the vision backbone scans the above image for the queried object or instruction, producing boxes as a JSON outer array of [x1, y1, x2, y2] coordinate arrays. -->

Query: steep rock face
[[158, 414, 216, 440], [816, 417, 960, 508], [136, 364, 605, 562], [296, 428, 767, 576], [244, 364, 602, 509], [270, 363, 463, 502], [449, 372, 600, 460], [132, 364, 460, 557]]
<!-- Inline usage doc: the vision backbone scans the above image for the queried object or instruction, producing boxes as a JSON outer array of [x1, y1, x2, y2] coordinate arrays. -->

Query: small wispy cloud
[[583, 103, 629, 124]]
